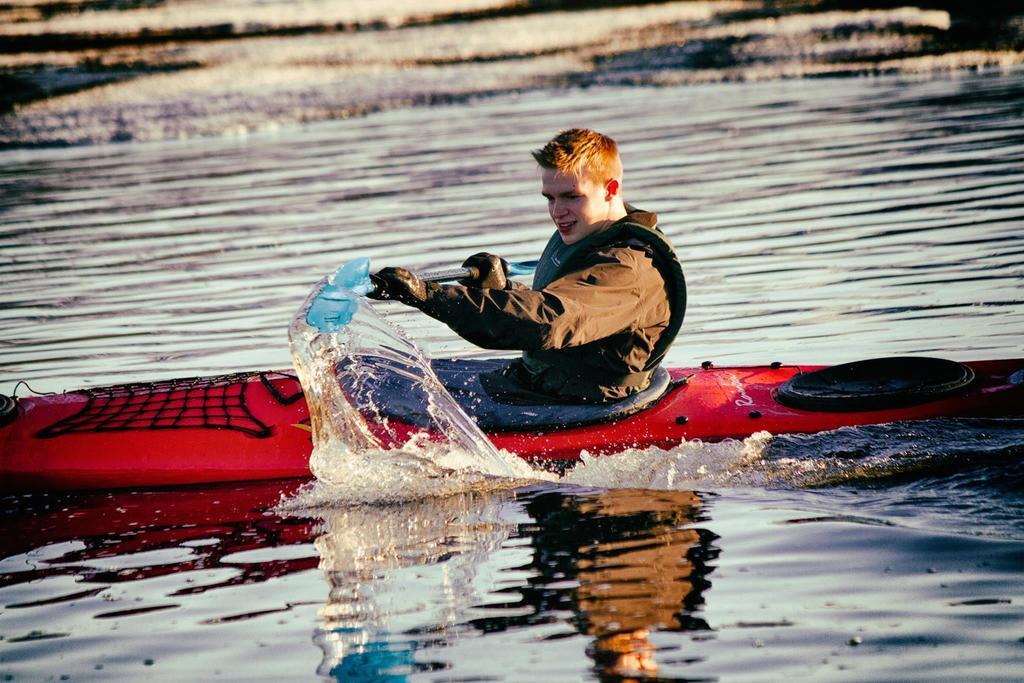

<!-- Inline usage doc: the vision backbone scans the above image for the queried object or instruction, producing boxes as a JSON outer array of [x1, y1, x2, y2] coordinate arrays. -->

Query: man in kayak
[[369, 128, 686, 403]]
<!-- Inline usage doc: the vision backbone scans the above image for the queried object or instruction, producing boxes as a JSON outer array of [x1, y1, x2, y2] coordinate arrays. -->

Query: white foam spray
[[562, 432, 774, 490]]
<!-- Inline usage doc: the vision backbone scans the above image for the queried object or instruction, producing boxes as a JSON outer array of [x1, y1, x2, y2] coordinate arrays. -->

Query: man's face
[[541, 168, 615, 245]]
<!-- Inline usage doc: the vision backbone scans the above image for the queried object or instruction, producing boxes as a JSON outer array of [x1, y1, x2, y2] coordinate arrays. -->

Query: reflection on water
[[312, 492, 515, 679], [518, 489, 713, 680], [309, 487, 713, 681], [0, 481, 325, 679], [0, 480, 314, 597], [0, 484, 716, 679], [3, 478, 1024, 679]]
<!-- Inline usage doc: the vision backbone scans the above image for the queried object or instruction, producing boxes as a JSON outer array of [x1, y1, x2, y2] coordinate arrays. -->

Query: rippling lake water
[[2, 69, 1024, 680]]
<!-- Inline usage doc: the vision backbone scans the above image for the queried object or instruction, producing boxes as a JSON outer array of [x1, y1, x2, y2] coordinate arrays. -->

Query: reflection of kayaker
[[472, 489, 713, 679], [572, 490, 708, 678], [361, 128, 687, 405]]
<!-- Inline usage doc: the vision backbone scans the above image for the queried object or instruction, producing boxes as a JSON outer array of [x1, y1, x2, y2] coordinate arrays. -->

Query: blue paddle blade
[[305, 257, 374, 332], [331, 256, 374, 294]]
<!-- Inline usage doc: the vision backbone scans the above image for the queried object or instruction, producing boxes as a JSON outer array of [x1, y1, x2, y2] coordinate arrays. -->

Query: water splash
[[563, 432, 774, 490], [285, 261, 542, 507], [557, 417, 1024, 492]]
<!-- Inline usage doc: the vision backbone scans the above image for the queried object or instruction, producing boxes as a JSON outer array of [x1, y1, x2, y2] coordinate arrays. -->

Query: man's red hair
[[532, 128, 623, 183]]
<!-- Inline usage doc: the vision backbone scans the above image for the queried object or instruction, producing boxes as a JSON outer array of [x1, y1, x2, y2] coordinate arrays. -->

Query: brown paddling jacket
[[419, 207, 686, 402]]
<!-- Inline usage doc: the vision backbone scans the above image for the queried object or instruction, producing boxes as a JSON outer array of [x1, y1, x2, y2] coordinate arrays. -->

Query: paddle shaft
[[416, 260, 538, 283]]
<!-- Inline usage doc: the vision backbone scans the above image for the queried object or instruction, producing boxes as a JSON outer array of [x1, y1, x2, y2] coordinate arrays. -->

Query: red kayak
[[2, 357, 1022, 492]]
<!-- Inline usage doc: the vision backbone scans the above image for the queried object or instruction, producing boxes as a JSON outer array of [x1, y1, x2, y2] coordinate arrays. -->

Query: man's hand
[[460, 252, 509, 289], [367, 267, 431, 307]]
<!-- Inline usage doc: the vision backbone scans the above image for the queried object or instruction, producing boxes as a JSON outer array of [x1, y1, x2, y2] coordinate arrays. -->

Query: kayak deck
[[501, 360, 1024, 459], [2, 359, 1022, 492]]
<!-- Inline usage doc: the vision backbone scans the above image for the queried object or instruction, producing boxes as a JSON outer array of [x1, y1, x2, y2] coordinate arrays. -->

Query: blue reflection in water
[[325, 632, 419, 683]]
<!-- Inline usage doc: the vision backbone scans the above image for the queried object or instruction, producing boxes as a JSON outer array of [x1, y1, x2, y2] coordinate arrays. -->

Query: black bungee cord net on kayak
[[35, 371, 303, 439]]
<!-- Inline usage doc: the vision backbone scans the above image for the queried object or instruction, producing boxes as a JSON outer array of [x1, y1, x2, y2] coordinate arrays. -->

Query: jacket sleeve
[[418, 248, 655, 351]]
